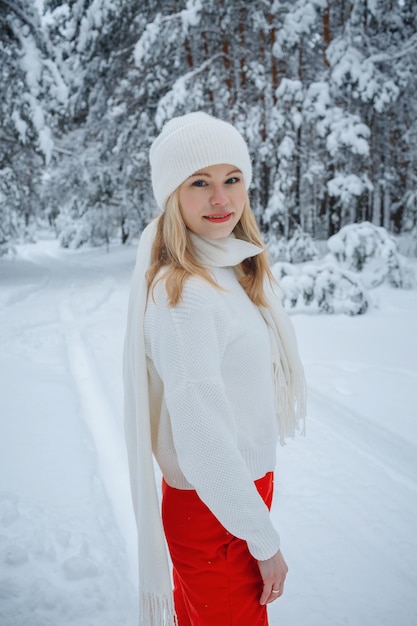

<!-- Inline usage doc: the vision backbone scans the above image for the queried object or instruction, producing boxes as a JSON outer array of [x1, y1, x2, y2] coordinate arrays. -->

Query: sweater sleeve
[[146, 279, 280, 560]]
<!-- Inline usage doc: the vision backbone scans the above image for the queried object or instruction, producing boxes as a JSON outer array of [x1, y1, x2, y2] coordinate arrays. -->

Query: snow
[[327, 222, 416, 289], [16, 31, 55, 164], [180, 0, 202, 31], [273, 261, 370, 315], [327, 40, 400, 112], [304, 81, 331, 118], [18, 35, 43, 96], [1, 239, 416, 626], [134, 13, 163, 67], [11, 111, 28, 145], [43, 59, 69, 105], [278, 136, 296, 160], [273, 0, 326, 54], [324, 110, 370, 157], [327, 173, 367, 202], [76, 0, 115, 53]]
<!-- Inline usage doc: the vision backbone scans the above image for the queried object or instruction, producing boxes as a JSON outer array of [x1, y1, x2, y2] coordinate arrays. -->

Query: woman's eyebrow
[[189, 168, 241, 178]]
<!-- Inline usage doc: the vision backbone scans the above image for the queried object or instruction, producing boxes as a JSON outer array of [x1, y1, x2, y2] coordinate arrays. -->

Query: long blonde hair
[[146, 188, 273, 307]]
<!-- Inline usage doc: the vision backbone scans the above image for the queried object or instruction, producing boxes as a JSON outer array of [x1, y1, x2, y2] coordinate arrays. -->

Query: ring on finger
[[272, 589, 280, 594]]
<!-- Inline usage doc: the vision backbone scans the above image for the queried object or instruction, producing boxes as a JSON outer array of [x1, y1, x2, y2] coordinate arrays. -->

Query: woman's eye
[[192, 180, 207, 187], [226, 177, 240, 184]]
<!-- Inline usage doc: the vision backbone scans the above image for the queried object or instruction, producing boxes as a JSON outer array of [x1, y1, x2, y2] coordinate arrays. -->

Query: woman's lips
[[203, 213, 232, 223]]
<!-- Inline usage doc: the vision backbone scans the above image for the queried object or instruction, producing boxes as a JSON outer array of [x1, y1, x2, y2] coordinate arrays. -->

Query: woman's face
[[178, 163, 246, 239]]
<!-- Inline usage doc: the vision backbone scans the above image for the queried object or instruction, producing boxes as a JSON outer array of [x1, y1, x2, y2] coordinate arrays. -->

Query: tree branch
[[369, 32, 417, 64], [0, 0, 46, 52]]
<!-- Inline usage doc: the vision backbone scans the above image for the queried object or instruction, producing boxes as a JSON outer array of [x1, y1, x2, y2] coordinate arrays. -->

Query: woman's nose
[[210, 185, 228, 206]]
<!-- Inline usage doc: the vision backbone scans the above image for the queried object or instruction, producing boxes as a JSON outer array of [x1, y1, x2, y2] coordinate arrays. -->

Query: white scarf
[[123, 219, 306, 625]]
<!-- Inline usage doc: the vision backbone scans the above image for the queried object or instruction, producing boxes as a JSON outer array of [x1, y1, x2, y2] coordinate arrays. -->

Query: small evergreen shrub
[[327, 221, 416, 288], [273, 261, 370, 315], [267, 228, 319, 264]]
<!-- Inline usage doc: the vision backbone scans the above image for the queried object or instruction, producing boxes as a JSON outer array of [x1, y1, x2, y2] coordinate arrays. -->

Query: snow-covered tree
[[273, 260, 370, 315], [327, 221, 416, 288], [267, 225, 319, 263], [1, 0, 416, 249], [0, 0, 67, 251]]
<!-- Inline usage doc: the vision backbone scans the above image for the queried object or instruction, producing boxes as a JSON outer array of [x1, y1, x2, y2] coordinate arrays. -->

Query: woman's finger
[[267, 579, 285, 603]]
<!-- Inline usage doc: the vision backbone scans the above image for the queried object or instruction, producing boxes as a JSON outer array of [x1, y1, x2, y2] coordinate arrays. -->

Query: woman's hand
[[257, 549, 288, 605]]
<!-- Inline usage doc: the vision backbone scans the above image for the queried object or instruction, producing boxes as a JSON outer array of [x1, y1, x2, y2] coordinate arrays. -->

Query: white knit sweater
[[124, 221, 306, 624], [144, 263, 281, 560]]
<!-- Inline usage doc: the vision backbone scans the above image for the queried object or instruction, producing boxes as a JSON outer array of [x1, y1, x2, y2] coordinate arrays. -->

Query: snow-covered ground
[[1, 239, 416, 626]]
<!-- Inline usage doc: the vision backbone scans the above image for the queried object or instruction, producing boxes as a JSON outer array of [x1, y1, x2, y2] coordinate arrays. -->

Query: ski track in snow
[[270, 389, 417, 626], [2, 277, 50, 308], [308, 387, 417, 493], [1, 240, 417, 626], [58, 298, 138, 583], [0, 242, 138, 626]]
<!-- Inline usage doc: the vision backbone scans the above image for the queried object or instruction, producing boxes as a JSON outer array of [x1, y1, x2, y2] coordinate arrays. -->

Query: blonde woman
[[123, 112, 306, 626]]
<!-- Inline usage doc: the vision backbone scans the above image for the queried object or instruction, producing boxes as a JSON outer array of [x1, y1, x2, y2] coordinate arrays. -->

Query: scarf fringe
[[274, 360, 307, 445], [260, 292, 307, 446], [139, 592, 177, 626]]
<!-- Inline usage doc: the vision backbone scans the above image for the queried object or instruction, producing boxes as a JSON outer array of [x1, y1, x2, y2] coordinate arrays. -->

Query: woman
[[123, 112, 306, 626]]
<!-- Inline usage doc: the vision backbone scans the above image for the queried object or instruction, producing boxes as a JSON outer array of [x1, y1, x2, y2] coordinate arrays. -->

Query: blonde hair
[[146, 188, 273, 307]]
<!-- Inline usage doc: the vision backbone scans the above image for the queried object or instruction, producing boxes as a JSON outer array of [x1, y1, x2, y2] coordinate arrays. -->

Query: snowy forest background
[[1, 0, 417, 259]]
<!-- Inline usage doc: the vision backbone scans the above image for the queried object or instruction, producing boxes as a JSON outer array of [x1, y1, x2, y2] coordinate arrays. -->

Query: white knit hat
[[149, 112, 252, 210]]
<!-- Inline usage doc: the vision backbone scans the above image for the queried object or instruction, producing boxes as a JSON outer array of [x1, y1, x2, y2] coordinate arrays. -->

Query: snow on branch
[[155, 53, 227, 128], [368, 32, 417, 65], [1, 0, 45, 53], [327, 173, 373, 205], [134, 0, 202, 67], [327, 222, 416, 289]]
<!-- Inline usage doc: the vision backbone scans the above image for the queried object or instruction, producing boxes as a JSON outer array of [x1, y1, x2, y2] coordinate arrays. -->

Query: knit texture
[[149, 112, 252, 210], [145, 265, 281, 560]]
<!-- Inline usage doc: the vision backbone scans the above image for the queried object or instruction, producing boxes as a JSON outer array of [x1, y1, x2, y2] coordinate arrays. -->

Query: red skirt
[[162, 472, 274, 626]]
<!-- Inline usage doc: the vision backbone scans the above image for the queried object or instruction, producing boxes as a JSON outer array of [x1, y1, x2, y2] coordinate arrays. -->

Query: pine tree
[[1, 0, 416, 249], [0, 0, 67, 251]]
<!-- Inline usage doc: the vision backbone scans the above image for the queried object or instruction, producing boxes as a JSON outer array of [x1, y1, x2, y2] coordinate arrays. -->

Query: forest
[[1, 0, 416, 254]]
